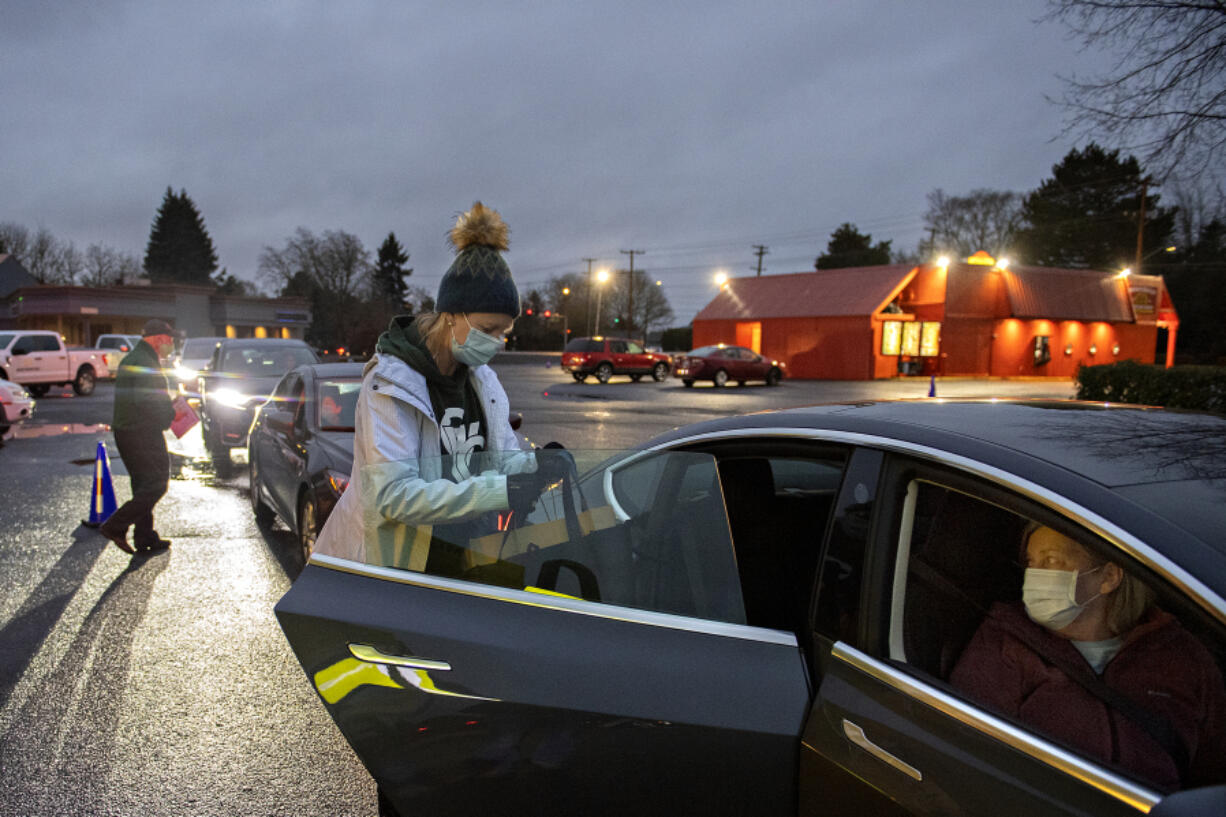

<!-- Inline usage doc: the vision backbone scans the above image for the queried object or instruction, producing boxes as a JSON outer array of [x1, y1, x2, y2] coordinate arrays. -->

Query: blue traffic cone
[[82, 441, 118, 528], [927, 375, 936, 398]]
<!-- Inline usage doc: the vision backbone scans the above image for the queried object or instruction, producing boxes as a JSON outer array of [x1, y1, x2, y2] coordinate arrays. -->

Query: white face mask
[[450, 314, 503, 368], [1022, 566, 1103, 631]]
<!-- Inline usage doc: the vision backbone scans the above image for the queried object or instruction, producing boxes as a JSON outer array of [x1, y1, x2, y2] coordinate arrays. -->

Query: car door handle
[[842, 719, 923, 781], [348, 643, 451, 672]]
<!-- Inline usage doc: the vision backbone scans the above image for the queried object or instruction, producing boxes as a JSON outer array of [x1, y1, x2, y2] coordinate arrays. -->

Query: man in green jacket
[[99, 318, 178, 554]]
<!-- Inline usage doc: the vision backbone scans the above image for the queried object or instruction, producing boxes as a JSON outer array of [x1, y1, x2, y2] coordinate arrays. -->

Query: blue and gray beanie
[[435, 202, 521, 318]]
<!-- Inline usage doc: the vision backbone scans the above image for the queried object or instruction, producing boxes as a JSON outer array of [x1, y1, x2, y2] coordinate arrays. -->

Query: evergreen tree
[[144, 187, 220, 285], [1015, 144, 1175, 270], [373, 232, 411, 308], [816, 223, 893, 269]]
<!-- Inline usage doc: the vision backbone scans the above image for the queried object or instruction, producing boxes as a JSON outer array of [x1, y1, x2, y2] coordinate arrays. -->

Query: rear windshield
[[182, 338, 221, 358], [565, 339, 604, 353], [220, 345, 317, 375], [687, 346, 721, 356]]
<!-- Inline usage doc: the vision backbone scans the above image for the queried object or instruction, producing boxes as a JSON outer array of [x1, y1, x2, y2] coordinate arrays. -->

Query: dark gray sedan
[[276, 400, 1226, 816]]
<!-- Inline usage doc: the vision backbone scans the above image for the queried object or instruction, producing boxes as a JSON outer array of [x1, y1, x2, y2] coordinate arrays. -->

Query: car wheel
[[27, 384, 49, 397], [72, 367, 96, 396], [682, 379, 694, 388], [572, 372, 586, 382], [713, 369, 728, 387], [766, 367, 782, 386], [595, 362, 613, 384], [630, 374, 643, 382], [249, 457, 275, 527], [298, 491, 318, 564], [652, 362, 669, 382], [204, 421, 233, 477]]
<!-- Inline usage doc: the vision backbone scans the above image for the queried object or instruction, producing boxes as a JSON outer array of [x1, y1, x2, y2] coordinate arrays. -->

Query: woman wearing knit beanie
[[312, 202, 550, 570]]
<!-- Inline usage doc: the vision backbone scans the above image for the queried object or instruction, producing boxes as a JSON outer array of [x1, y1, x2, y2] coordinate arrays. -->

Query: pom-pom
[[449, 202, 509, 253]]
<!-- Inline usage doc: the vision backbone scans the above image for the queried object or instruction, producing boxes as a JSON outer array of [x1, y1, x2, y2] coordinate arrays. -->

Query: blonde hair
[[414, 312, 454, 365]]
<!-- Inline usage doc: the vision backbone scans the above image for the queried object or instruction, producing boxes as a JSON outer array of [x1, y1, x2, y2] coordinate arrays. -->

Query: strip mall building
[[691, 254, 1179, 380]]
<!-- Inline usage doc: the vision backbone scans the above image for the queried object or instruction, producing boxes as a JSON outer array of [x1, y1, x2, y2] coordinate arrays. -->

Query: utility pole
[[1134, 178, 1149, 274], [620, 249, 644, 340], [752, 244, 768, 276], [582, 257, 596, 335]]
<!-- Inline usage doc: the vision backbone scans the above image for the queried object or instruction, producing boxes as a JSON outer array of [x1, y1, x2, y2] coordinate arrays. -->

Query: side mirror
[[510, 412, 523, 431], [265, 409, 296, 435]]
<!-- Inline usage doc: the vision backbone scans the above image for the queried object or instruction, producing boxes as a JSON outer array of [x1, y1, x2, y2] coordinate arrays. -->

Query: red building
[[691, 256, 1179, 380]]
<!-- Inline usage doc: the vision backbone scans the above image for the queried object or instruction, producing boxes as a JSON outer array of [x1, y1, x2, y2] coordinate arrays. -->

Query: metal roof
[[693, 265, 916, 321], [1000, 265, 1134, 322]]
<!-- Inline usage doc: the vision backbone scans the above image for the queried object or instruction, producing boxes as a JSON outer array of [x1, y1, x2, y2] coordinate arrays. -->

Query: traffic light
[[526, 308, 533, 316]]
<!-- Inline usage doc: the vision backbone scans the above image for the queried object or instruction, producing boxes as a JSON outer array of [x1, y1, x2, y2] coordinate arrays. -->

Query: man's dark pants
[[104, 428, 169, 547]]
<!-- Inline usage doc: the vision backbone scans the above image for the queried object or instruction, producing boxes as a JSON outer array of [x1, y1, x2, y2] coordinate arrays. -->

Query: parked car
[[276, 400, 1226, 817], [248, 363, 363, 561], [0, 376, 34, 441], [172, 336, 227, 393], [197, 338, 318, 471], [94, 333, 143, 378], [672, 344, 784, 387], [560, 336, 670, 383], [0, 330, 110, 396]]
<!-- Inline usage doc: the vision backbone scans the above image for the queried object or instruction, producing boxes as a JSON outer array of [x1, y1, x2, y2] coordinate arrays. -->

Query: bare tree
[[0, 222, 30, 260], [605, 269, 674, 341], [1047, 1, 1226, 181], [923, 188, 1023, 259], [81, 244, 141, 287]]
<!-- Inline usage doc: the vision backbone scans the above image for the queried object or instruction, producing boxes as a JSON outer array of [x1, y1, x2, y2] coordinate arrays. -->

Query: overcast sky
[[2, 1, 1111, 322]]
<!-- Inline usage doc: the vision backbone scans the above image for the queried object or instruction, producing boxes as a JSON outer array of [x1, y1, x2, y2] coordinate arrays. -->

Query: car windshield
[[182, 339, 220, 358], [0, 334, 14, 349], [220, 345, 315, 375], [350, 449, 746, 625], [316, 378, 361, 431]]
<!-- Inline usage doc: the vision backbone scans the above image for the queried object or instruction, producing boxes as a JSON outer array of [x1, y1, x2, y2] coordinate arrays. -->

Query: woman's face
[[1025, 527, 1096, 573], [453, 312, 514, 345]]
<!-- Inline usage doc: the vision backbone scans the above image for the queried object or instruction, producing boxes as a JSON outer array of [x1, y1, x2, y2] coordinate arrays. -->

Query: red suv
[[561, 336, 671, 384]]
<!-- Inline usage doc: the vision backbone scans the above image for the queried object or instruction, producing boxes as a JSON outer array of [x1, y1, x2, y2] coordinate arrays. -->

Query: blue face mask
[[450, 314, 503, 367]]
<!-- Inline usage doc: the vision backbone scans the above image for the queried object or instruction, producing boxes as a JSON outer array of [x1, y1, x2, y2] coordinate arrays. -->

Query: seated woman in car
[[950, 523, 1226, 791]]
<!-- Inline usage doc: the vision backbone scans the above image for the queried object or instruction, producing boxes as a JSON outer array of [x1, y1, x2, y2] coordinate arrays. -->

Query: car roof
[[651, 399, 1226, 575], [296, 362, 366, 378]]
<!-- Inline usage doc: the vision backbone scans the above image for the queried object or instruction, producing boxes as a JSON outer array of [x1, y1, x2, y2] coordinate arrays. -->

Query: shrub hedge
[[1075, 360, 1226, 413]]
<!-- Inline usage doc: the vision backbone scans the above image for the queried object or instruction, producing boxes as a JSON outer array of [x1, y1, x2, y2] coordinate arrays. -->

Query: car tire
[[630, 374, 642, 382], [713, 369, 728, 387], [766, 367, 782, 386], [595, 362, 613, 384], [204, 421, 234, 477], [298, 491, 318, 564], [27, 384, 50, 397], [572, 372, 586, 382], [72, 367, 96, 396], [249, 457, 275, 527], [682, 379, 694, 388], [651, 362, 669, 382]]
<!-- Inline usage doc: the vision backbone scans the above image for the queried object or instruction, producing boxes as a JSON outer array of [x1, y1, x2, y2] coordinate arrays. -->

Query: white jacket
[[313, 352, 531, 569]]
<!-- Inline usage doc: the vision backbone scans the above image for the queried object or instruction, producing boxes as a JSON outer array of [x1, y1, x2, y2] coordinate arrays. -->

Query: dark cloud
[[1, 1, 1110, 320]]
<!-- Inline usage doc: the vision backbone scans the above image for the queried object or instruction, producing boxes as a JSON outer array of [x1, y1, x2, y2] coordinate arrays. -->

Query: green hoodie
[[375, 316, 487, 462]]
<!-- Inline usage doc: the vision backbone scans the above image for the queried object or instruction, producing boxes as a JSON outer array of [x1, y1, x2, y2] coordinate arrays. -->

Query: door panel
[[803, 643, 1150, 816], [278, 564, 810, 816]]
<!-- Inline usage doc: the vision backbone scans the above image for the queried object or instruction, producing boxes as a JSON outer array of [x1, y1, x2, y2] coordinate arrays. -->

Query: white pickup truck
[[0, 330, 111, 396]]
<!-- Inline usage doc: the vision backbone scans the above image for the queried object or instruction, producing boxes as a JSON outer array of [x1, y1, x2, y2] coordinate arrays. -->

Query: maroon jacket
[[950, 601, 1226, 791]]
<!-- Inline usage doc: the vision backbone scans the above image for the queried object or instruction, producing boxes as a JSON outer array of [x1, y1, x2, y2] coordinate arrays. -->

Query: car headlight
[[174, 364, 198, 382], [211, 388, 259, 410]]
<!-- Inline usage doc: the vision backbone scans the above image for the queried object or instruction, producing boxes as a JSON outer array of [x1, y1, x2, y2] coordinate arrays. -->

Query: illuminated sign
[[882, 321, 902, 355], [901, 321, 921, 356], [920, 322, 941, 357]]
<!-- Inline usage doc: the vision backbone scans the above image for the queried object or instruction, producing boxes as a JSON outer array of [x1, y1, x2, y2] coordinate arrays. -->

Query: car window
[[626, 341, 645, 354], [182, 338, 220, 358], [220, 345, 315, 375], [35, 335, 60, 352], [317, 378, 360, 430], [887, 476, 1226, 793], [609, 340, 628, 353], [11, 336, 35, 353], [98, 337, 120, 349], [564, 338, 603, 353], [353, 450, 747, 625], [0, 334, 13, 349]]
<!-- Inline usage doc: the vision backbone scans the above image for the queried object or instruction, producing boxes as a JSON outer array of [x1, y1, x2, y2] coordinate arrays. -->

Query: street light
[[714, 270, 728, 290], [594, 269, 610, 335]]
